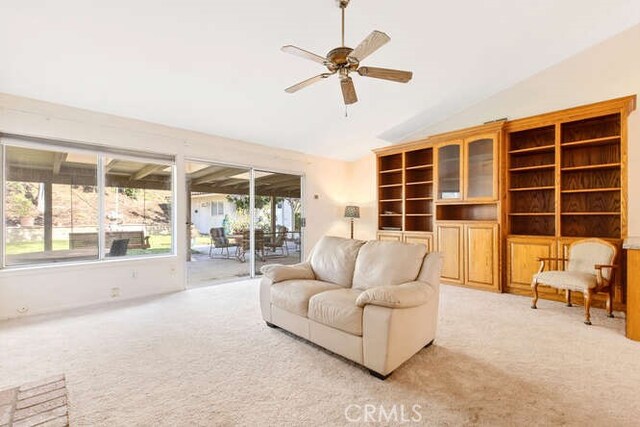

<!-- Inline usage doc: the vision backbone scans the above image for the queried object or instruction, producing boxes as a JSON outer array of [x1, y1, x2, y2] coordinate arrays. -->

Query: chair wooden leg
[[531, 282, 539, 309], [583, 289, 593, 325], [606, 287, 614, 318], [565, 289, 572, 307]]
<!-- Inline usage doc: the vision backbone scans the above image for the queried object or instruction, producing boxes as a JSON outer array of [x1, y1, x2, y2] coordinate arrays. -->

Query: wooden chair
[[531, 238, 617, 325], [265, 226, 289, 256], [209, 227, 235, 258], [237, 229, 265, 263]]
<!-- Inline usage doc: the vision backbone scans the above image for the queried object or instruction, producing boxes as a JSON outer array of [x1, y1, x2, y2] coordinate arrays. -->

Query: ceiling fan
[[281, 0, 413, 106]]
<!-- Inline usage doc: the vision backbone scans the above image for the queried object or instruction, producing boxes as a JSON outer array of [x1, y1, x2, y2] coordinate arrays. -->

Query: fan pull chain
[[345, 105, 348, 118]]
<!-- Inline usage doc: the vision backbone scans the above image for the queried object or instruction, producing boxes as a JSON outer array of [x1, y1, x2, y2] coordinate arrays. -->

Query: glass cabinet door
[[465, 137, 495, 200], [437, 143, 461, 200]]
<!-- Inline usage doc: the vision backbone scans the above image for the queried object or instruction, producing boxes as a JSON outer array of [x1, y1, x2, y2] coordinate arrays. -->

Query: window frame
[[0, 136, 176, 269]]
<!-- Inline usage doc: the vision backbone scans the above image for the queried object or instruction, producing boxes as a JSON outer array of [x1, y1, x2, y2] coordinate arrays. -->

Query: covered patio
[[4, 142, 173, 266], [186, 162, 302, 286]]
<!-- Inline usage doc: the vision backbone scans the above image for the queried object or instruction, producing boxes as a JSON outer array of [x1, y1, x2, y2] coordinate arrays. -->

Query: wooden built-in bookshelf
[[377, 148, 435, 233], [404, 148, 434, 232], [376, 95, 636, 308], [507, 125, 556, 236], [560, 114, 622, 238], [506, 112, 624, 239]]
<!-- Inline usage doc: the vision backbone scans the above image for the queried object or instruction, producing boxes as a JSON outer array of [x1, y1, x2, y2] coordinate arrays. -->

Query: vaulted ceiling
[[1, 1, 639, 160]]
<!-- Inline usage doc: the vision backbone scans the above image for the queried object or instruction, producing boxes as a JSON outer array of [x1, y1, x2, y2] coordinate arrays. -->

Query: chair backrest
[[210, 227, 228, 246], [241, 229, 264, 250], [568, 238, 616, 280], [109, 239, 129, 257], [274, 226, 288, 246]]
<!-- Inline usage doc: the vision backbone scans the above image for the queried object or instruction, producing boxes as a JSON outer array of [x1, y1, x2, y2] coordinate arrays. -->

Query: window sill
[[0, 253, 177, 276]]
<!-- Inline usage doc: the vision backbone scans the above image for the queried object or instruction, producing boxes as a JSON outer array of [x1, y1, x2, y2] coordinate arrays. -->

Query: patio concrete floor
[[186, 244, 300, 288]]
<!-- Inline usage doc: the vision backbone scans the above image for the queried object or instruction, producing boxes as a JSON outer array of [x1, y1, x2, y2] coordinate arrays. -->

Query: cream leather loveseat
[[260, 236, 442, 379]]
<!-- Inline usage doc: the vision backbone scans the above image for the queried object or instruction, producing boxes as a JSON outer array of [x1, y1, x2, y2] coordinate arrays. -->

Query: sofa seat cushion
[[271, 280, 341, 317], [309, 236, 365, 288], [308, 289, 364, 336], [353, 240, 427, 290]]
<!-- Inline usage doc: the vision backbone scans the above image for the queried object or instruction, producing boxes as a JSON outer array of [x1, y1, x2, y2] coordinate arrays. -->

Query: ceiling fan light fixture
[[281, 0, 413, 107]]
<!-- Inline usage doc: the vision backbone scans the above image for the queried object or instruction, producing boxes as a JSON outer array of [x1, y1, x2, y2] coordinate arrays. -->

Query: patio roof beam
[[255, 174, 299, 185], [130, 164, 165, 181], [104, 159, 120, 172], [52, 153, 67, 175], [192, 169, 241, 185]]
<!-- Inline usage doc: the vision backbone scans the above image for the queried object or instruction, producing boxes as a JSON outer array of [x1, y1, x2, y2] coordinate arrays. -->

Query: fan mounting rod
[[338, 0, 350, 47]]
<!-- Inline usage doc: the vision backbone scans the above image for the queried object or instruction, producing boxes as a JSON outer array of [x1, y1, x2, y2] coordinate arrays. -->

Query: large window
[[2, 138, 175, 267], [104, 157, 173, 256]]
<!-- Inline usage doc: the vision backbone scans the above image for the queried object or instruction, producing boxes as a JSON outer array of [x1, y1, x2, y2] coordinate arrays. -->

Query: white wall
[[352, 23, 640, 238], [0, 93, 352, 319]]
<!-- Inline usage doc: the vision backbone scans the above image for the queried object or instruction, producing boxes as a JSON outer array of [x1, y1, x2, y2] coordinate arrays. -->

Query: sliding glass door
[[185, 162, 301, 288], [253, 170, 302, 275], [186, 161, 251, 287]]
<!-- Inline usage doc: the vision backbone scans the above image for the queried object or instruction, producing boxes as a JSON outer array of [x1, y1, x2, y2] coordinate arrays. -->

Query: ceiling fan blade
[[340, 77, 358, 105], [347, 31, 390, 63], [281, 45, 327, 65], [357, 66, 413, 83], [285, 73, 333, 93]]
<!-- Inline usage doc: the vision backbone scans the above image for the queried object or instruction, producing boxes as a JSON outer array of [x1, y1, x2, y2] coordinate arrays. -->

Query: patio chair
[[109, 239, 129, 257], [209, 227, 235, 259], [265, 226, 289, 256], [237, 229, 266, 263]]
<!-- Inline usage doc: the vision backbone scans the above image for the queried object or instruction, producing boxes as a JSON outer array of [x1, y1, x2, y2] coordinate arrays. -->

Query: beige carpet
[[1, 280, 639, 426]]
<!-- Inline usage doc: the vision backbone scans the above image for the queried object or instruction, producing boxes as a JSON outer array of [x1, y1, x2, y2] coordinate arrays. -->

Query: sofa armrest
[[260, 262, 315, 283], [356, 281, 434, 309]]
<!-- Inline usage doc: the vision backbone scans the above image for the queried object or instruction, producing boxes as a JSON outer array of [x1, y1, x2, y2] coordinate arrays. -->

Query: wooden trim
[[373, 138, 431, 156], [627, 250, 640, 341], [504, 95, 636, 132], [621, 111, 628, 238], [427, 121, 505, 144], [554, 123, 561, 238]]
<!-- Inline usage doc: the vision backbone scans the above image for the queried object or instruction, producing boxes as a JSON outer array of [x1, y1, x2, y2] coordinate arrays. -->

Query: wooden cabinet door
[[436, 223, 464, 283], [464, 223, 499, 290], [463, 134, 498, 201], [377, 231, 403, 242], [506, 237, 557, 295], [404, 232, 433, 252], [435, 141, 463, 202]]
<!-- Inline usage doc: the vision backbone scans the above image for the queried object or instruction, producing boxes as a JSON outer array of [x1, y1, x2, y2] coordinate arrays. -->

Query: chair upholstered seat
[[308, 289, 364, 336], [533, 271, 597, 292], [270, 280, 341, 317]]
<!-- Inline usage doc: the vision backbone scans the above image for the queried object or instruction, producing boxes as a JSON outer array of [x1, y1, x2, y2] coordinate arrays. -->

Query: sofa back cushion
[[352, 240, 427, 290], [309, 236, 365, 287]]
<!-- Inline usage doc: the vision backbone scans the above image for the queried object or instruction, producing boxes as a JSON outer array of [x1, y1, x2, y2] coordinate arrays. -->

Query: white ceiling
[[1, 1, 640, 161]]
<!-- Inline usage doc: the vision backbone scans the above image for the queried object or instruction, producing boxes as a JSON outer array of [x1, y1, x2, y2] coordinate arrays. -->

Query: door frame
[[184, 157, 305, 282]]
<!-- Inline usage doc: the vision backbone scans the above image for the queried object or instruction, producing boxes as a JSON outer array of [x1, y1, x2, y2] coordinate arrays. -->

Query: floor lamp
[[344, 205, 360, 239]]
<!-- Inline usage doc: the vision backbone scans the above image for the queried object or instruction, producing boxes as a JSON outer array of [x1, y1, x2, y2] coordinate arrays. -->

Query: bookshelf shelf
[[561, 163, 621, 172], [509, 164, 555, 172], [509, 186, 555, 192]]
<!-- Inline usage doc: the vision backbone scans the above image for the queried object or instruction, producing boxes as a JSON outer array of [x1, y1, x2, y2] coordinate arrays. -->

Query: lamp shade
[[344, 205, 360, 219]]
